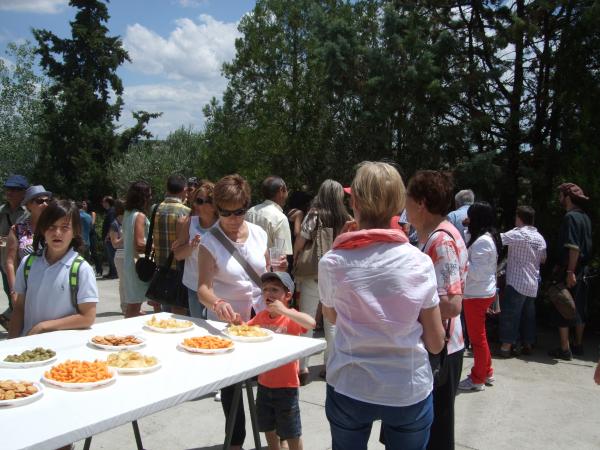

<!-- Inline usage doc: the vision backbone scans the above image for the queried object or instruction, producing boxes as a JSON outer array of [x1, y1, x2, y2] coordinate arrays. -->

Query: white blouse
[[319, 241, 439, 407], [463, 233, 498, 299]]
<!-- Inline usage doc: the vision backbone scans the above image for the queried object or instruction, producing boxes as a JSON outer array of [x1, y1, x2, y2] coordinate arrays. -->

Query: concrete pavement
[[1, 277, 599, 450]]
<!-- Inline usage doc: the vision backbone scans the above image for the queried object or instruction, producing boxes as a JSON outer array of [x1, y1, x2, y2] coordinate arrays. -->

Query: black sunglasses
[[34, 197, 50, 205], [218, 207, 247, 217], [195, 197, 212, 206]]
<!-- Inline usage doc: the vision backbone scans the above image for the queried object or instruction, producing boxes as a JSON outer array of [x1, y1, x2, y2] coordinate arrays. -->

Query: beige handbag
[[293, 212, 333, 278]]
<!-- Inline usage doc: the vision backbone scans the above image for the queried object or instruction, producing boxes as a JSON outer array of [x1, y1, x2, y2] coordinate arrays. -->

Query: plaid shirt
[[501, 226, 547, 297], [152, 197, 190, 268]]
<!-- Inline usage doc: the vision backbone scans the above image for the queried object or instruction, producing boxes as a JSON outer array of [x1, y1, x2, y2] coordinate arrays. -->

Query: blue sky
[[0, 0, 256, 137]]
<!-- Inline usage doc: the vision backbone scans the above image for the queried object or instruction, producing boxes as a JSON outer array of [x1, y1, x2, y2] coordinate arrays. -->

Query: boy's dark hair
[[114, 199, 125, 217], [516, 205, 535, 225], [167, 174, 187, 195], [261, 176, 286, 200], [33, 200, 84, 253]]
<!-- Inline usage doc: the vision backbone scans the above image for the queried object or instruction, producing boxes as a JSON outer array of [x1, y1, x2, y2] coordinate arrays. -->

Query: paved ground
[[1, 278, 599, 450]]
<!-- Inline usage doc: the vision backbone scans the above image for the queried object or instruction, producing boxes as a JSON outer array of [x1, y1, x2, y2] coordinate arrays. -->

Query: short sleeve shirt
[[421, 220, 468, 354], [79, 211, 92, 247], [557, 209, 592, 270], [153, 198, 191, 268], [15, 248, 98, 336], [248, 310, 306, 388], [245, 200, 293, 255]]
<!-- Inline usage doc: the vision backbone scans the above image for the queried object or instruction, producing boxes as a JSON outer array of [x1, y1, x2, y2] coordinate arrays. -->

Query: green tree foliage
[[109, 128, 205, 199], [32, 0, 158, 201], [0, 42, 47, 185]]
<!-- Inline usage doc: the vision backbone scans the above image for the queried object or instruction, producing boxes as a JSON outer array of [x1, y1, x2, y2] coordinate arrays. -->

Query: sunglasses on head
[[34, 197, 50, 205], [218, 207, 247, 217], [195, 197, 212, 206]]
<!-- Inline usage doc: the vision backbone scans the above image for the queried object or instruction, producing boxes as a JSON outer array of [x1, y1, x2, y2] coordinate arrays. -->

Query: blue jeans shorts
[[257, 384, 302, 439]]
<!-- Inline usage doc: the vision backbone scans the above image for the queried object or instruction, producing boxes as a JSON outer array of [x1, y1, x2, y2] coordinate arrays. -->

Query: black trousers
[[427, 350, 464, 450], [221, 384, 246, 446]]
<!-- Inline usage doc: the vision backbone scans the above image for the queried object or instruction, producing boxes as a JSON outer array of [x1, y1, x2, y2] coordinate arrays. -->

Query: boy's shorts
[[256, 384, 302, 439]]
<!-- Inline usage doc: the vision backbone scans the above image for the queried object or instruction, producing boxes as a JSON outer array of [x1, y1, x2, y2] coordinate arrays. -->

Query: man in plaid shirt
[[498, 205, 546, 357], [152, 174, 190, 313]]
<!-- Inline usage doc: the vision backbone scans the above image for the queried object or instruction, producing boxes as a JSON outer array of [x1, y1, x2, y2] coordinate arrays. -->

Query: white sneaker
[[458, 376, 484, 391], [485, 375, 495, 386], [214, 391, 221, 402]]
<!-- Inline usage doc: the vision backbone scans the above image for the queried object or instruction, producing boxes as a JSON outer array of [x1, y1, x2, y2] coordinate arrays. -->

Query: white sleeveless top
[[200, 221, 268, 322], [182, 216, 215, 291]]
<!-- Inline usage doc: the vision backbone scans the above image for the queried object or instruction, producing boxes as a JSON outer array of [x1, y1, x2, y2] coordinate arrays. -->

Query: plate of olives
[[1, 348, 57, 368]]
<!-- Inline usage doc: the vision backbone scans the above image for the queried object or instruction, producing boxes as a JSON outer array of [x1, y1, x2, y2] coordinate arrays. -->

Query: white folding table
[[0, 313, 326, 450]]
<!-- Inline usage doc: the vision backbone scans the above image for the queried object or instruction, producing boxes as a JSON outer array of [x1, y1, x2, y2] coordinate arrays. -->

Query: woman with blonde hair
[[173, 180, 218, 319], [293, 179, 352, 383], [320, 162, 444, 450]]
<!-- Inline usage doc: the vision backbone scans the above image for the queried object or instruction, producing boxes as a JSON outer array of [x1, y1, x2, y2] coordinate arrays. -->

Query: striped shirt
[[152, 197, 190, 268], [501, 226, 546, 298]]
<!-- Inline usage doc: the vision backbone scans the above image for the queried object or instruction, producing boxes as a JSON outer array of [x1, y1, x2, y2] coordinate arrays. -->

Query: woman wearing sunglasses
[[173, 180, 218, 319], [4, 185, 52, 325], [197, 174, 271, 450]]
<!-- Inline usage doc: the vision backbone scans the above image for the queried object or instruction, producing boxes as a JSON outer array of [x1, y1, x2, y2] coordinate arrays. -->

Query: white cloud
[[0, 0, 67, 14], [124, 14, 240, 82], [177, 0, 209, 8], [120, 14, 240, 137], [119, 80, 226, 138]]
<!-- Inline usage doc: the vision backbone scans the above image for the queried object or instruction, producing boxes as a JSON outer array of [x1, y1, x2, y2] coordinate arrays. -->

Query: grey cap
[[261, 271, 295, 295], [22, 185, 52, 206]]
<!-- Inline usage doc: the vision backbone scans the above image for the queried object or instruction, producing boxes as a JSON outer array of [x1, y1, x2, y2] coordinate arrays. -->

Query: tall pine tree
[[33, 0, 129, 200]]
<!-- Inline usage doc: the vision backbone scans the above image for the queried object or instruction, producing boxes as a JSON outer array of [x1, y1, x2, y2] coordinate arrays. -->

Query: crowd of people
[[0, 166, 597, 450]]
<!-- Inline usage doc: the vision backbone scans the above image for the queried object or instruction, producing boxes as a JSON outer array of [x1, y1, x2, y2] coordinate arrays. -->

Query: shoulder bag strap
[[144, 204, 160, 259], [420, 228, 455, 252], [69, 255, 85, 313], [209, 227, 263, 288]]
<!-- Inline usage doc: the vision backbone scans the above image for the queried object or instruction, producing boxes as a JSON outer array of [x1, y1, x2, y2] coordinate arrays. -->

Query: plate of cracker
[[89, 334, 146, 350], [0, 380, 43, 407]]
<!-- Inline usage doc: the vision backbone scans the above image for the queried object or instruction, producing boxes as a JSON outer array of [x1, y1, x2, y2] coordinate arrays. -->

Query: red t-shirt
[[248, 310, 307, 388]]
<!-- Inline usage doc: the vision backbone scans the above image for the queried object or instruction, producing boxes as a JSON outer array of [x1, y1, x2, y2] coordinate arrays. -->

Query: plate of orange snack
[[179, 336, 235, 354], [42, 360, 116, 389]]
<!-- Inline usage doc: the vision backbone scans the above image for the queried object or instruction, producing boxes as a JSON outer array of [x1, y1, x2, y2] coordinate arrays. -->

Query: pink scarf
[[333, 228, 409, 250]]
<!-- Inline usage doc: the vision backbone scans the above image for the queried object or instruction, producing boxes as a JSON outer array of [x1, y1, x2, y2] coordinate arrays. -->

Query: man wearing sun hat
[[548, 182, 592, 361], [0, 175, 31, 328]]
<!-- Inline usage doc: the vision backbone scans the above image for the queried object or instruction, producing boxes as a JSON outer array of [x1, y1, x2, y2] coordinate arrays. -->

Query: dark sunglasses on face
[[218, 207, 247, 217], [195, 197, 212, 206], [34, 197, 50, 205]]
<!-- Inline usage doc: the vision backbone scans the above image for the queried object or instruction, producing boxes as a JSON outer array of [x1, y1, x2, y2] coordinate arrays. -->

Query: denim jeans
[[104, 240, 117, 276], [187, 287, 207, 319], [499, 284, 536, 345], [326, 384, 433, 450]]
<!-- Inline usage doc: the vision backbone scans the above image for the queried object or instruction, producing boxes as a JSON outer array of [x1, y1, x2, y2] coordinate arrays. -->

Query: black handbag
[[429, 319, 452, 387], [135, 204, 159, 282], [145, 251, 189, 308]]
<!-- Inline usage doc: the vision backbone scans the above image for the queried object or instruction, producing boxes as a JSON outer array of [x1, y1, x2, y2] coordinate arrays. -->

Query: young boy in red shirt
[[248, 271, 316, 450]]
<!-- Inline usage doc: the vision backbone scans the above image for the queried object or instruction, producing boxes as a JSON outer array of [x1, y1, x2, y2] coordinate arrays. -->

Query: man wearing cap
[[548, 182, 592, 360], [0, 175, 30, 324]]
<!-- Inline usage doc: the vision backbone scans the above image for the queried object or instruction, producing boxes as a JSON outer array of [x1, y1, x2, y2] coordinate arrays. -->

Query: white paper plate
[[0, 354, 57, 368], [111, 362, 161, 374], [223, 328, 274, 342], [178, 342, 235, 354], [0, 381, 44, 407], [144, 323, 194, 333], [88, 336, 146, 351], [42, 368, 117, 390]]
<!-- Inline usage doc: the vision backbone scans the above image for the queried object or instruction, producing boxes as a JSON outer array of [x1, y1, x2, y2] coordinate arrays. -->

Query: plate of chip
[[0, 380, 44, 407], [1, 347, 57, 368], [144, 316, 194, 333], [106, 351, 161, 374], [42, 360, 117, 390], [179, 336, 235, 354], [224, 325, 274, 342], [89, 335, 146, 350]]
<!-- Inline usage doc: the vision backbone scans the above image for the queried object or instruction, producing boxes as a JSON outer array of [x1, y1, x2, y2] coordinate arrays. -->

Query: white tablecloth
[[0, 313, 326, 450]]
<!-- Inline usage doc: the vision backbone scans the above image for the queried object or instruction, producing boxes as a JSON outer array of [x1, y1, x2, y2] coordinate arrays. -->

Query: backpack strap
[[24, 254, 37, 289], [69, 255, 85, 313]]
